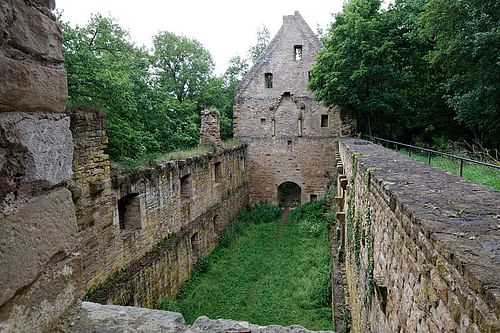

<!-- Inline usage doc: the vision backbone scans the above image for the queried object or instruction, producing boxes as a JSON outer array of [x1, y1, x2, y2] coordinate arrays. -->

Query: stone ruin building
[[0, 2, 499, 333], [234, 11, 342, 206]]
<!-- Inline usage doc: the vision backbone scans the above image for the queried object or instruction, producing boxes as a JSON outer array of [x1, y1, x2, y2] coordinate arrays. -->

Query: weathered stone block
[[0, 0, 62, 62], [0, 253, 81, 333], [0, 55, 67, 113], [0, 112, 73, 188], [0, 188, 77, 306]]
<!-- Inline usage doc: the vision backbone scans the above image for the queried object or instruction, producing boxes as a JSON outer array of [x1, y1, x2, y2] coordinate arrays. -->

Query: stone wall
[[234, 11, 344, 204], [70, 108, 249, 307], [60, 302, 335, 333], [334, 138, 500, 332], [0, 1, 81, 332]]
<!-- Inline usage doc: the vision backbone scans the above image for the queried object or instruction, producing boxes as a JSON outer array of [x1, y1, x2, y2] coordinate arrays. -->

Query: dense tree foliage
[[311, 0, 499, 149], [62, 15, 253, 162]]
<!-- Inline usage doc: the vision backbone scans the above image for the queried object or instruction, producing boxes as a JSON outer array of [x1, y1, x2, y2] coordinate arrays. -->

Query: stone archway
[[277, 181, 301, 208]]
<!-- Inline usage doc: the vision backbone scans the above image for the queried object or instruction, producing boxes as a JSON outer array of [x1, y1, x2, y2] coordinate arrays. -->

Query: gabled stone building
[[234, 11, 341, 205]]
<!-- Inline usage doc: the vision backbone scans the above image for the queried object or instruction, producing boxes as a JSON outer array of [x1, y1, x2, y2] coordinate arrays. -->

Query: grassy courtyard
[[161, 201, 333, 331]]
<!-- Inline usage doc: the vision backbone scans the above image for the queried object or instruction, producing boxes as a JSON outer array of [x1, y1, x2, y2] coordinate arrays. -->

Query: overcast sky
[[56, 0, 347, 74]]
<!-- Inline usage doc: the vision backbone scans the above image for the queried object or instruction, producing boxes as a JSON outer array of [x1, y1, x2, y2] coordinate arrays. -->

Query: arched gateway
[[277, 181, 301, 208]]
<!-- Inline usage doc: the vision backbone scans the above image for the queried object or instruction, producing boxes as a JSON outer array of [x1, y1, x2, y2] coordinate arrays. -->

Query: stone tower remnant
[[199, 108, 221, 147], [234, 11, 341, 205]]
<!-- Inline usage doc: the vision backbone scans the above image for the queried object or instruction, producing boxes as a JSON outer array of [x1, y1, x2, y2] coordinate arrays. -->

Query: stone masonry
[[0, 1, 81, 332], [70, 107, 249, 308], [234, 11, 344, 204], [199, 108, 221, 147], [333, 139, 500, 332]]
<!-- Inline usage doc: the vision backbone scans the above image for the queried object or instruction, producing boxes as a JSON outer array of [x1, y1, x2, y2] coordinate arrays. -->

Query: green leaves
[[311, 0, 498, 148], [62, 14, 244, 161]]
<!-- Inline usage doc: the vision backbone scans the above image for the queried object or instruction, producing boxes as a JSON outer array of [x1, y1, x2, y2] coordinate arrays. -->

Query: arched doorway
[[278, 182, 301, 208]]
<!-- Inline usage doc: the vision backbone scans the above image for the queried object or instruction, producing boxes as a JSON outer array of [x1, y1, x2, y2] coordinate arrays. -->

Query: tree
[[310, 0, 407, 137], [421, 0, 500, 147], [62, 14, 156, 160], [151, 31, 214, 103]]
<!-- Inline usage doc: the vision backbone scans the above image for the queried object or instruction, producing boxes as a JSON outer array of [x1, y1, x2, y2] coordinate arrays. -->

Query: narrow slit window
[[321, 114, 329, 127], [265, 73, 273, 88], [180, 174, 192, 204], [214, 162, 222, 184], [294, 45, 303, 61]]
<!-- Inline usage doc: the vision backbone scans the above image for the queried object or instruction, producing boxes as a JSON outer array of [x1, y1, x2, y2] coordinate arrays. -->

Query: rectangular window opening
[[294, 45, 303, 61], [265, 73, 273, 88], [321, 114, 329, 127], [214, 162, 222, 184], [118, 193, 142, 231], [180, 174, 192, 204], [260, 117, 266, 123], [287, 140, 293, 145], [310, 194, 318, 201]]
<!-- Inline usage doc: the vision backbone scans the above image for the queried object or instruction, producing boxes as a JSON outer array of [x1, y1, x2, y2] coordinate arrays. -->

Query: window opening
[[294, 45, 303, 60], [180, 174, 192, 204], [321, 114, 329, 127], [265, 73, 273, 88], [214, 162, 222, 184], [310, 194, 318, 201], [260, 117, 266, 123], [118, 193, 142, 231], [191, 232, 201, 262]]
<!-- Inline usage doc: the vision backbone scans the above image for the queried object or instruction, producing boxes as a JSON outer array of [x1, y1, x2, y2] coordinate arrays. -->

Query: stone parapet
[[334, 138, 500, 332]]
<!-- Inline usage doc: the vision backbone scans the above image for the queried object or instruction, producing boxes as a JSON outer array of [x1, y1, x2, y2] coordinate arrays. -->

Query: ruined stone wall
[[70, 109, 249, 307], [0, 1, 81, 331], [234, 11, 343, 204], [334, 139, 499, 332]]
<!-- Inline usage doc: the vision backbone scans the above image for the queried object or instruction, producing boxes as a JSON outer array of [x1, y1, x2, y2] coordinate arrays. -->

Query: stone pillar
[[199, 108, 221, 147], [0, 1, 81, 332]]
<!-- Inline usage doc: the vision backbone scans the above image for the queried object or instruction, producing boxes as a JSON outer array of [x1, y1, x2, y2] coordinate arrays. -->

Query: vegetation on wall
[[161, 201, 332, 331], [310, 0, 499, 151]]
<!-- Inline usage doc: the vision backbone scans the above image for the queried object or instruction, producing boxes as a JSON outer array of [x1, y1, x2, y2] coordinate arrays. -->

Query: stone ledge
[[61, 302, 335, 333]]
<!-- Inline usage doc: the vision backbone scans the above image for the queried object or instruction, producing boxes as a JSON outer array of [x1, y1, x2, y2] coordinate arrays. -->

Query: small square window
[[294, 45, 303, 61], [321, 114, 329, 127], [265, 73, 273, 88], [260, 117, 266, 123], [287, 140, 293, 145], [310, 194, 318, 201]]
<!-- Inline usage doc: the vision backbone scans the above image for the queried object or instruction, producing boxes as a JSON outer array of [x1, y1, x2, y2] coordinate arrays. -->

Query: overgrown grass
[[161, 200, 332, 330], [397, 149, 500, 190], [112, 145, 215, 172], [112, 139, 243, 173], [221, 138, 242, 149]]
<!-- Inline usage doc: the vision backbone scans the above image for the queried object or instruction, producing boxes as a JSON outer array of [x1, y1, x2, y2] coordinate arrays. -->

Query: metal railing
[[364, 136, 500, 177]]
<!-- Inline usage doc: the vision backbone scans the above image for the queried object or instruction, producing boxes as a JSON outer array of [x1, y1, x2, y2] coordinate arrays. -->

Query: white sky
[[56, 0, 347, 74]]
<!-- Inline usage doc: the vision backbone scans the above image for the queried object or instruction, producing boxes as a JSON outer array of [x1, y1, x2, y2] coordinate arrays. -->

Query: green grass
[[112, 139, 243, 173], [161, 201, 332, 331], [397, 149, 500, 190]]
